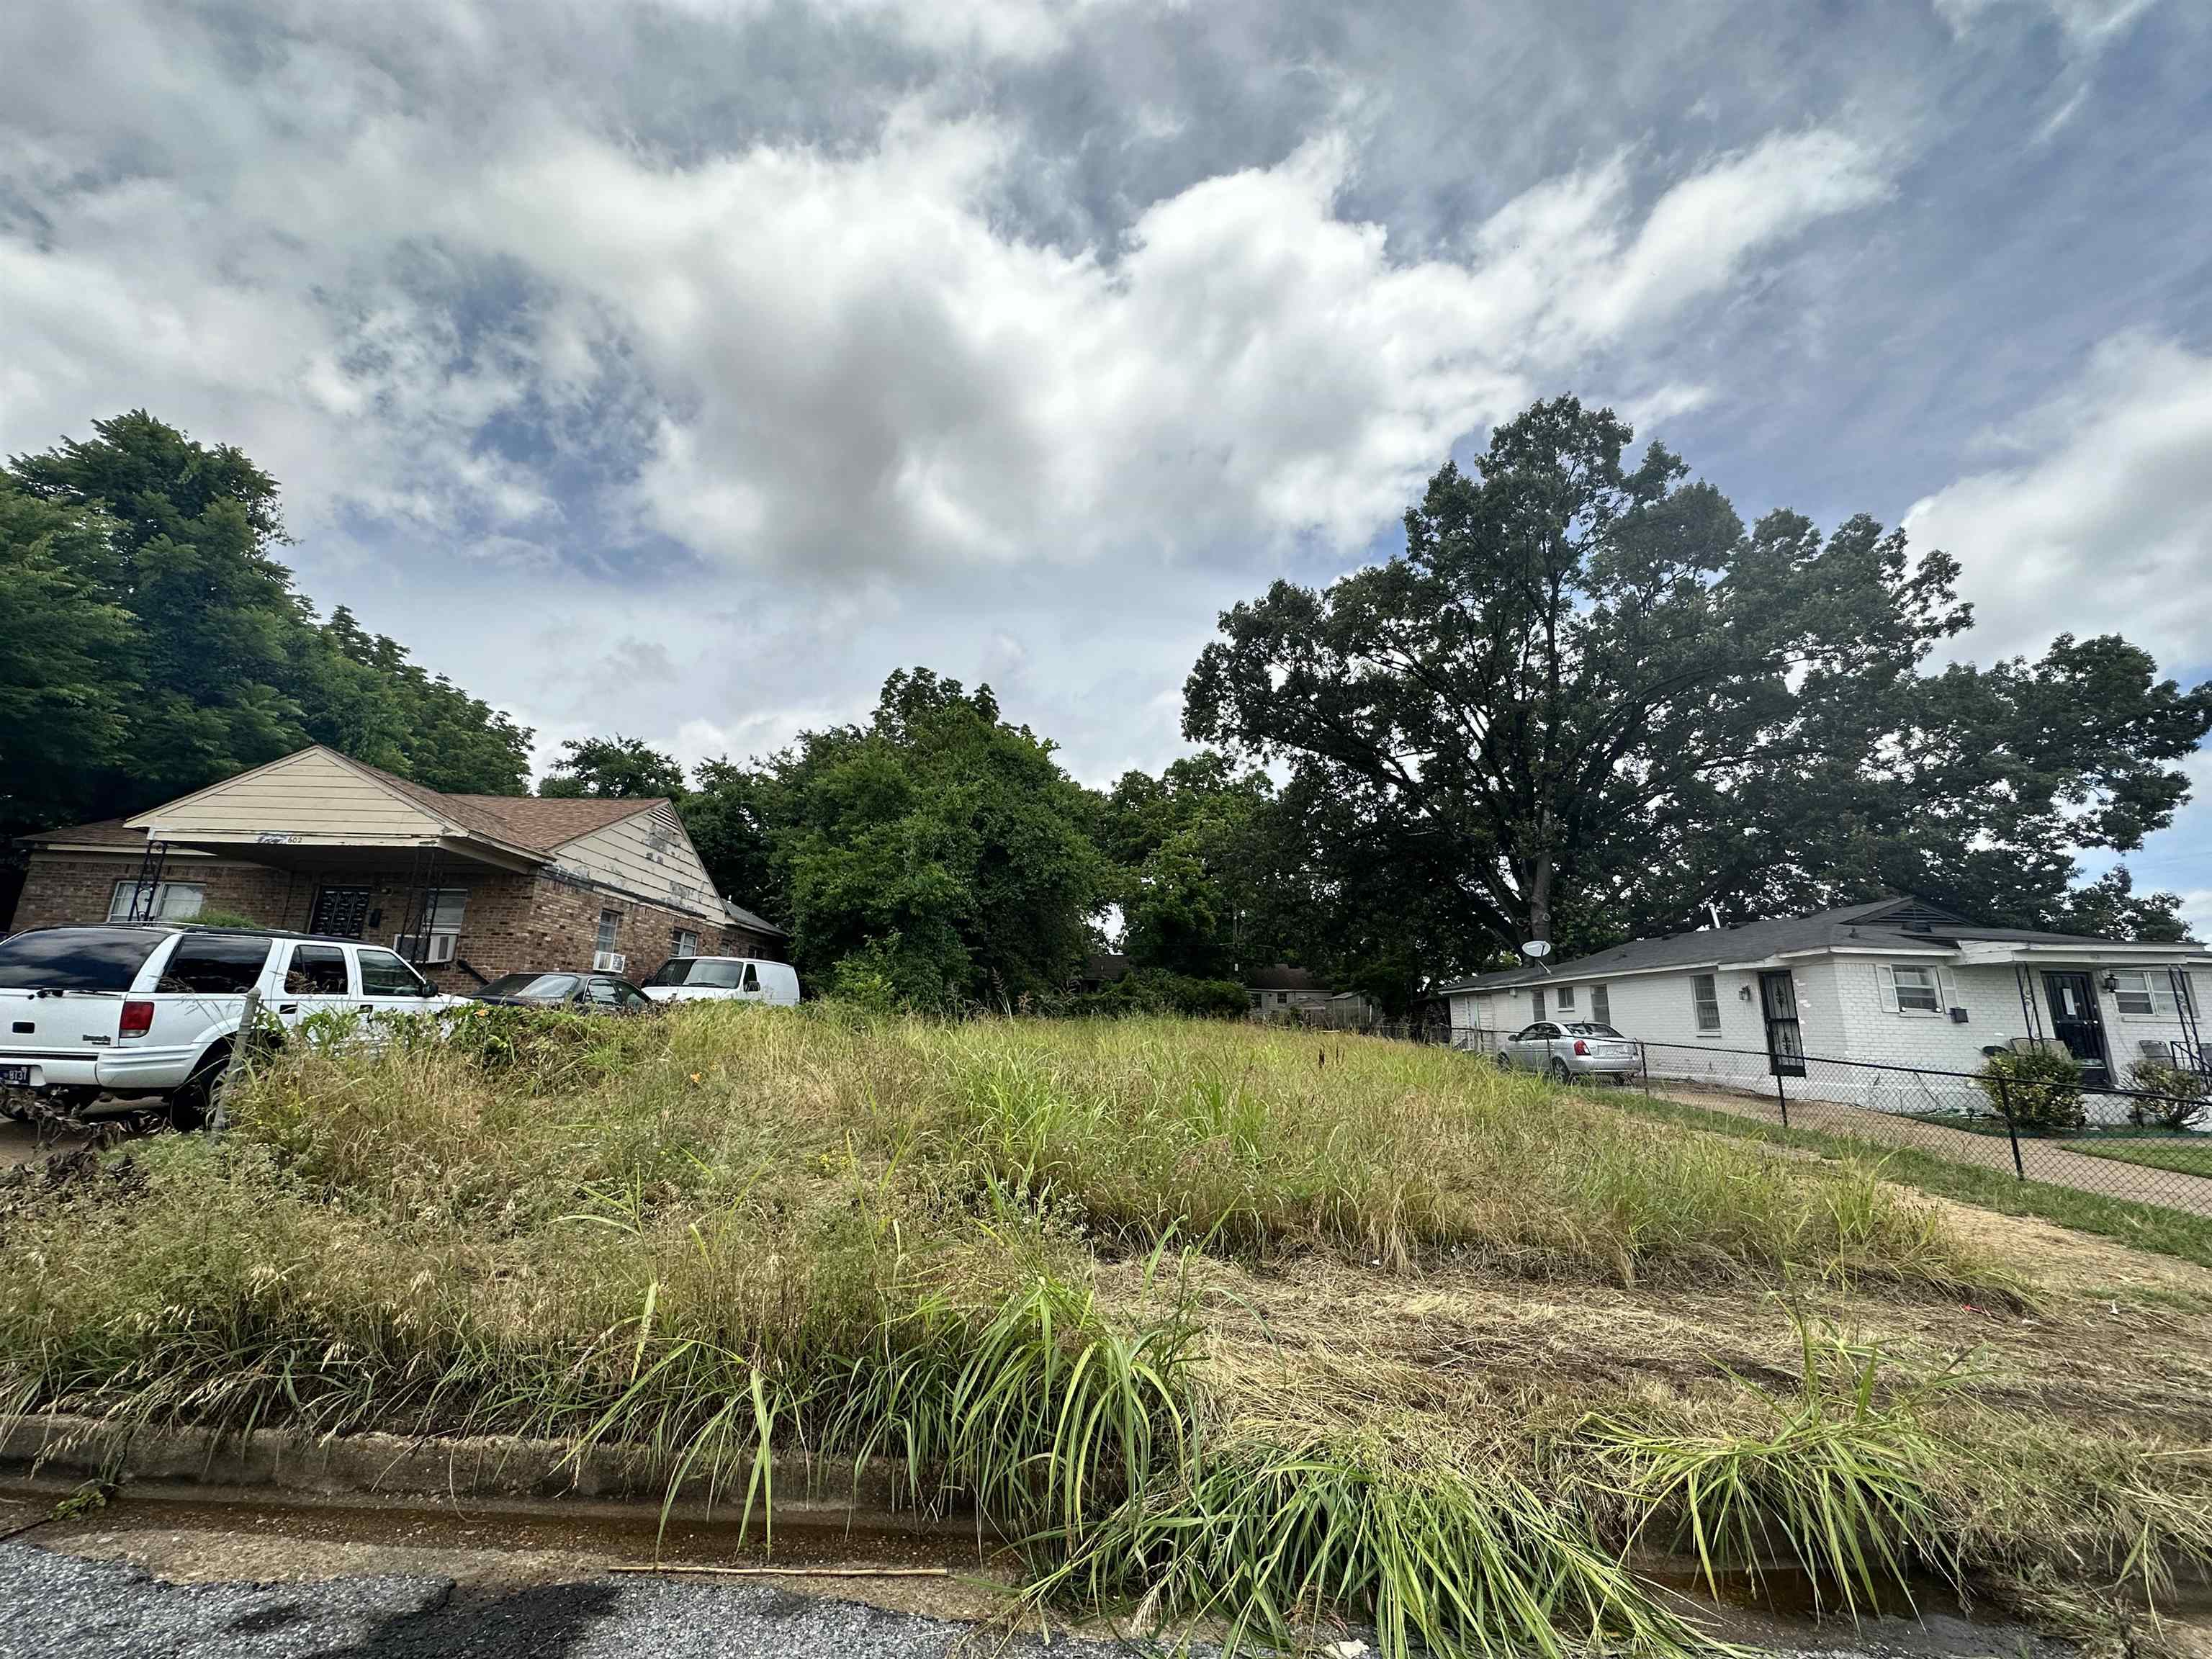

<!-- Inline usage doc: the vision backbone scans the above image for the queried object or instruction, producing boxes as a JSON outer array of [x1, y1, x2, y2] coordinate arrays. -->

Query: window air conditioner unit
[[593, 950, 626, 974], [395, 932, 457, 966]]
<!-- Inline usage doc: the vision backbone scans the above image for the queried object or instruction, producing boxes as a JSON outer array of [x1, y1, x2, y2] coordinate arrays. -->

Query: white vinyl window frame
[[1691, 974, 1721, 1034], [1590, 984, 1610, 1026], [595, 909, 623, 953], [109, 879, 204, 922], [1556, 984, 1576, 1013], [671, 928, 699, 959], [1881, 963, 1943, 1016], [2108, 968, 2194, 1019]]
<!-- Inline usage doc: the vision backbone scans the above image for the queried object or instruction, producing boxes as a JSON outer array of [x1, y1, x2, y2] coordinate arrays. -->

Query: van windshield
[[647, 958, 748, 989], [0, 928, 168, 992]]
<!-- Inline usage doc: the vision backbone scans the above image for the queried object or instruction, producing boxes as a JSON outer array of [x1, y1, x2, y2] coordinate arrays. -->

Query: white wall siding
[[554, 806, 725, 923], [126, 749, 446, 842]]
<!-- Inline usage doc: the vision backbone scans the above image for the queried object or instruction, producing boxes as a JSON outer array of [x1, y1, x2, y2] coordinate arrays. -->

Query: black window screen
[[158, 935, 274, 994]]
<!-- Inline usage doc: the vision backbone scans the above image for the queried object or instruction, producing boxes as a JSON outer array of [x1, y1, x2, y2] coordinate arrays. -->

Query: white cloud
[[1934, 0, 2160, 48], [0, 1, 1894, 782], [1904, 333, 2212, 673]]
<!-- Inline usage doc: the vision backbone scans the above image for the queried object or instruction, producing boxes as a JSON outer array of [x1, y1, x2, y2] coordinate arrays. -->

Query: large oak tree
[[1184, 396, 2211, 980]]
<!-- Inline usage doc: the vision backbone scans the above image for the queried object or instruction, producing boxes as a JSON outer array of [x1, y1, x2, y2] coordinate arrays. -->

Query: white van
[[0, 925, 460, 1126], [640, 956, 801, 1006]]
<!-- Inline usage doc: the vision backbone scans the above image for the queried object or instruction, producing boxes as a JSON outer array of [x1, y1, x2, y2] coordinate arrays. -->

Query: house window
[[2108, 970, 2193, 1017], [1691, 974, 1721, 1033], [596, 909, 622, 953], [422, 889, 467, 935], [1276, 992, 1287, 1005], [671, 928, 698, 958], [1891, 965, 1941, 1014], [1532, 987, 1546, 1021], [1557, 985, 1576, 1013], [2108, 971, 2155, 1016], [109, 880, 204, 922], [1591, 984, 1610, 1025]]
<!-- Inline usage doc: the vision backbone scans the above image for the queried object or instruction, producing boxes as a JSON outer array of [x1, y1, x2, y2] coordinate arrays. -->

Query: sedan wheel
[[1493, 1051, 1514, 1071], [1547, 1058, 1573, 1084]]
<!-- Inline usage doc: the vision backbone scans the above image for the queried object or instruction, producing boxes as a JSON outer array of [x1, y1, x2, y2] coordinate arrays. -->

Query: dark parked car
[[471, 971, 657, 1012]]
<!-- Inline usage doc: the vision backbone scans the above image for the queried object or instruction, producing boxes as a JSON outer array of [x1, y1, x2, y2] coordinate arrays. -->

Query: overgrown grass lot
[[4, 1009, 2211, 1658]]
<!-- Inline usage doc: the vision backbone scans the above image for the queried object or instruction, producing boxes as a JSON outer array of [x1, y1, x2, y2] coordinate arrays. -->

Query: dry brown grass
[[1, 1005, 2206, 1653]]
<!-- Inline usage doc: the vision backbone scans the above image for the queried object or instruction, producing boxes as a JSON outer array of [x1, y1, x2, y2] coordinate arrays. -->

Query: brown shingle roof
[[333, 755, 655, 851], [444, 793, 660, 850], [19, 817, 147, 849]]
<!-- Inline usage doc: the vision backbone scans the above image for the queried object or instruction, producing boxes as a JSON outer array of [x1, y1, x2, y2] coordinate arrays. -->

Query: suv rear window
[[0, 928, 168, 992], [157, 935, 275, 994]]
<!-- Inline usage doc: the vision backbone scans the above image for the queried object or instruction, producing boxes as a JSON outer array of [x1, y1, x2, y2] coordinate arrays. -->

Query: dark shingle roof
[[1246, 965, 1328, 992], [19, 817, 148, 849], [1437, 897, 2204, 993]]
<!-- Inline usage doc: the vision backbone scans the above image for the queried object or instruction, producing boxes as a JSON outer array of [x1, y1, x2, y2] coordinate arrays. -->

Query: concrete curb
[[0, 1413, 977, 1534]]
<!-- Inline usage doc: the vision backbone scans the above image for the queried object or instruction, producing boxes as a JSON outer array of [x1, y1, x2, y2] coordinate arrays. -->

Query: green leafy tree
[[1, 412, 534, 844], [685, 669, 1107, 1006], [539, 735, 688, 799], [1185, 395, 2211, 972], [0, 486, 136, 839], [1096, 753, 1299, 981]]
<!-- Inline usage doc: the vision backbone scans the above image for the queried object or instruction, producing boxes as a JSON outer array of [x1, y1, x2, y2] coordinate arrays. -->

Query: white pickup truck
[[0, 924, 459, 1128]]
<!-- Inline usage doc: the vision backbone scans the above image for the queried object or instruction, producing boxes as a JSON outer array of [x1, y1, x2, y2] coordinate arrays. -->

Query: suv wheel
[[166, 1047, 230, 1133]]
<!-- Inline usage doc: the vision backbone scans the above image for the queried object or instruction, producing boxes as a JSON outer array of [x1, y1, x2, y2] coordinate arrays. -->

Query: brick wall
[[9, 850, 786, 992], [12, 852, 302, 933]]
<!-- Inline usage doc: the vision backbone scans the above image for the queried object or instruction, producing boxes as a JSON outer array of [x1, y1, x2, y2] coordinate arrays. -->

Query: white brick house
[[1441, 898, 2209, 1108]]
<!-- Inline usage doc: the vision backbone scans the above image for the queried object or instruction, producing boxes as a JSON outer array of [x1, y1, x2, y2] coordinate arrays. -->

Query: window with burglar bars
[[109, 879, 204, 922]]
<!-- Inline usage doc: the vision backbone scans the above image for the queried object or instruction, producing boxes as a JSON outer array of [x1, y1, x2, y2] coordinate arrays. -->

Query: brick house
[[1440, 897, 2208, 1112], [9, 745, 784, 989]]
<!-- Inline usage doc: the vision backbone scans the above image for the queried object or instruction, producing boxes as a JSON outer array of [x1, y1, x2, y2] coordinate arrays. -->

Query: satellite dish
[[1520, 940, 1552, 959]]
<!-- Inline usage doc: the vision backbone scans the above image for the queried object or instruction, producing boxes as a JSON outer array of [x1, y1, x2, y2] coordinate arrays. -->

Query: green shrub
[[189, 907, 266, 930], [1056, 968, 1251, 1020], [1977, 1048, 2085, 1133], [2124, 1058, 2210, 1131]]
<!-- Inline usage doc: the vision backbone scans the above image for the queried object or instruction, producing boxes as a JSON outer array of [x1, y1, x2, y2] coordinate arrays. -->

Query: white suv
[[0, 925, 459, 1127]]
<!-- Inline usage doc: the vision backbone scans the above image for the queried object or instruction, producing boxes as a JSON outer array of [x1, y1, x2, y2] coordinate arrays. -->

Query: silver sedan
[[1495, 1021, 1641, 1084]]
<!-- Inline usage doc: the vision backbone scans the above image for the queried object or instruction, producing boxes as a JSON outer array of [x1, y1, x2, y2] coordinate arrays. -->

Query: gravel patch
[[0, 1540, 1046, 1658]]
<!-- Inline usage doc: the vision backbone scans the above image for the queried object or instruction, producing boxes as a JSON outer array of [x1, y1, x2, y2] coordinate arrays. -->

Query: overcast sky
[[4, 0, 2211, 920]]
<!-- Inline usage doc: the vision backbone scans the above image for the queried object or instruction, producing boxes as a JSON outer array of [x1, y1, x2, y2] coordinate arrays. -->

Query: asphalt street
[[0, 1541, 1056, 1659]]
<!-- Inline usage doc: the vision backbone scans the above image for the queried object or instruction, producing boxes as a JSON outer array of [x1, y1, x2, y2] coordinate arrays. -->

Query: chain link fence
[[1627, 1039, 2212, 1217]]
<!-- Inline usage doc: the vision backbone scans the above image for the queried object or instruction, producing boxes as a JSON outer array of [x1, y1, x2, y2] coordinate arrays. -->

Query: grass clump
[[1582, 1321, 1959, 1617], [1048, 1431, 1703, 1659], [935, 1022, 1999, 1294]]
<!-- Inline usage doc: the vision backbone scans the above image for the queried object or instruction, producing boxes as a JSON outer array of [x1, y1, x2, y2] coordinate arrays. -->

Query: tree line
[[5, 403, 2206, 1010]]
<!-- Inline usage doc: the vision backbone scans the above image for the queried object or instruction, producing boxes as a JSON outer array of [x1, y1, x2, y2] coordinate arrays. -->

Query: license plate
[[0, 1066, 29, 1087]]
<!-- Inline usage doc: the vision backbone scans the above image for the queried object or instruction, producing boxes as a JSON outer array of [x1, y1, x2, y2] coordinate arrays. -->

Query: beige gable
[[552, 803, 724, 920], [125, 747, 449, 845]]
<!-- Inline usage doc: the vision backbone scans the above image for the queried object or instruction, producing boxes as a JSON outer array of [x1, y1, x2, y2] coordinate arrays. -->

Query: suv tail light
[[120, 999, 155, 1037], [1572, 1039, 1588, 1056]]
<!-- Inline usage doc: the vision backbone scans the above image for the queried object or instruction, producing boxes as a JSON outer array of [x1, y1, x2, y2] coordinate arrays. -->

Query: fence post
[[211, 989, 261, 1141], [1992, 1074, 2026, 1182], [1773, 1066, 1790, 1129], [1640, 1043, 1650, 1099]]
